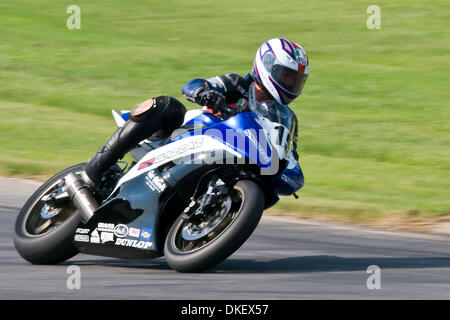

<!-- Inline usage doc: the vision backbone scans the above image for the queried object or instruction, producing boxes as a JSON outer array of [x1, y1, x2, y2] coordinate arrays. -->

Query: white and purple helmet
[[252, 38, 309, 105]]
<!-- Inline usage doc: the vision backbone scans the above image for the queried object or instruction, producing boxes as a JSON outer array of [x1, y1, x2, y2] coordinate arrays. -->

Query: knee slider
[[130, 98, 158, 122], [129, 96, 186, 124]]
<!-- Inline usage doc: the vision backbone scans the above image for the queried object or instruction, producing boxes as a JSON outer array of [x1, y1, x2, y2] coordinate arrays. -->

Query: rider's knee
[[130, 95, 187, 135], [130, 96, 185, 120]]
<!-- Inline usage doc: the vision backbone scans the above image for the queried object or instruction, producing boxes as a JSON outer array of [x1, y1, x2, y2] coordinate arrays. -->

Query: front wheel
[[13, 164, 86, 264], [164, 179, 265, 273]]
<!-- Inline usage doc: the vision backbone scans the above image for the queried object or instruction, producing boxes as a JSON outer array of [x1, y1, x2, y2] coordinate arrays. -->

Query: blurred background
[[0, 0, 448, 227]]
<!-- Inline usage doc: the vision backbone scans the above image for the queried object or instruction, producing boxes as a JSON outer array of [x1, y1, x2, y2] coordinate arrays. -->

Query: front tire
[[164, 179, 264, 273], [13, 164, 86, 264]]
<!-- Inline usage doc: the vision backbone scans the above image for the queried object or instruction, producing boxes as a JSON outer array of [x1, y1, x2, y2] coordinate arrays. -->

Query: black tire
[[13, 164, 86, 264], [164, 179, 265, 273]]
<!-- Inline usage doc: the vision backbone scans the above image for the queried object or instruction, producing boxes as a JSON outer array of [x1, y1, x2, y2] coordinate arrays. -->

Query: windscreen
[[248, 97, 295, 158]]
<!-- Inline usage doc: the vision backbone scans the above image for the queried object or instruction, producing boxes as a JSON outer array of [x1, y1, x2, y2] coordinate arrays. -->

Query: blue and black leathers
[[83, 96, 187, 188], [182, 73, 304, 195], [182, 73, 254, 104]]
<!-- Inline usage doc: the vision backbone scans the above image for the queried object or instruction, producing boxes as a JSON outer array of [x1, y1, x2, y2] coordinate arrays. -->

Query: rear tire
[[164, 179, 264, 273], [13, 164, 86, 264]]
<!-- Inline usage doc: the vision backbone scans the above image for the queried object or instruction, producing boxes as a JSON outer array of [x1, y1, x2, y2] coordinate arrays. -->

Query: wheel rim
[[171, 185, 245, 253], [21, 172, 81, 237]]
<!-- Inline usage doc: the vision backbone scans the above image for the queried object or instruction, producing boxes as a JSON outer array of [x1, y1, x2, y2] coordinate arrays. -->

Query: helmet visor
[[271, 64, 308, 95]]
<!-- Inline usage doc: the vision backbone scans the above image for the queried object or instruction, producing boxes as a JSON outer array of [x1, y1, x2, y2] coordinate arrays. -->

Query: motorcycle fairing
[[73, 170, 164, 259], [73, 156, 215, 259], [112, 134, 243, 194], [73, 109, 292, 259], [173, 111, 274, 168]]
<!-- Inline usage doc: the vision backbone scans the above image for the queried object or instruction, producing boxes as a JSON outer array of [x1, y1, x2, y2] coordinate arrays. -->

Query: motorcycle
[[13, 92, 300, 272]]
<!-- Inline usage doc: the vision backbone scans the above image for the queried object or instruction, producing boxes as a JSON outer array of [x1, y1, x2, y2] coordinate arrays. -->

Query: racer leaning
[[82, 38, 308, 196]]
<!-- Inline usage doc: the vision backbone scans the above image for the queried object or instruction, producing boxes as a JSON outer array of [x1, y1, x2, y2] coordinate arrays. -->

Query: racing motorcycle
[[13, 91, 299, 272]]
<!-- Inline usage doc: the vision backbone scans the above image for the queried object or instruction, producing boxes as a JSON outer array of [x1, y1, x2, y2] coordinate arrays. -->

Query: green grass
[[0, 0, 449, 223]]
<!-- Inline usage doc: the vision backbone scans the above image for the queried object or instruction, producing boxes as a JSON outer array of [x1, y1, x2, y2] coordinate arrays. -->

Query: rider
[[82, 38, 307, 196], [182, 38, 307, 195]]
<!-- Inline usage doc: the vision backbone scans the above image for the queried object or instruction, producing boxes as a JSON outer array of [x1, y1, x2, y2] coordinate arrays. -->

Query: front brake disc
[[181, 196, 232, 241]]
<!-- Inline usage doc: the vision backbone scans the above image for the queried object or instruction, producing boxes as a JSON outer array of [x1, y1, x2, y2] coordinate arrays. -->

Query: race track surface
[[1, 177, 449, 299]]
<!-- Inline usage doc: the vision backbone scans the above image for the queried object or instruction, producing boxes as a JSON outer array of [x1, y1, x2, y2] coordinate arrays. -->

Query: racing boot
[[82, 96, 186, 190]]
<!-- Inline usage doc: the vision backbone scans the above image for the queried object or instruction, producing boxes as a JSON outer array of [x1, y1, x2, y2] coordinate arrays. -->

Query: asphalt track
[[1, 177, 449, 299]]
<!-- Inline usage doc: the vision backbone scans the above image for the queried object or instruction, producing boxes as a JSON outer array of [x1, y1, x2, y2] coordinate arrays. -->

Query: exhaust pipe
[[65, 172, 98, 222]]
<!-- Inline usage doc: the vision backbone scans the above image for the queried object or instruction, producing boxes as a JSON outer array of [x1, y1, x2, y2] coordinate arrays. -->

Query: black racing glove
[[195, 88, 227, 114]]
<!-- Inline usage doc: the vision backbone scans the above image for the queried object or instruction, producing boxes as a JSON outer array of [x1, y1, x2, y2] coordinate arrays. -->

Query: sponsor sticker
[[75, 234, 89, 242], [114, 224, 129, 238], [128, 228, 141, 238], [140, 228, 153, 242], [244, 129, 271, 164], [101, 232, 114, 243], [294, 48, 307, 65], [90, 228, 100, 243], [145, 170, 167, 193], [138, 158, 155, 170], [115, 238, 152, 249], [76, 228, 90, 234], [97, 222, 115, 232], [138, 138, 204, 171]]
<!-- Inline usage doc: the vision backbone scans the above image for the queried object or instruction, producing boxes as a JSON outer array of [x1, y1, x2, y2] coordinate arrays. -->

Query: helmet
[[252, 38, 309, 105]]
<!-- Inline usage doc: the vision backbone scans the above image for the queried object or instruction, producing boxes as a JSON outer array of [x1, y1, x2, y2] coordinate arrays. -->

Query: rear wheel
[[164, 179, 264, 273], [13, 164, 86, 264]]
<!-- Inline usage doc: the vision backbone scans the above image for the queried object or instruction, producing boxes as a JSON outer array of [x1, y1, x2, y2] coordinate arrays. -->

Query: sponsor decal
[[90, 228, 100, 243], [101, 232, 114, 243], [76, 228, 90, 234], [145, 170, 167, 193], [140, 228, 153, 242], [281, 174, 290, 183], [97, 222, 115, 232], [294, 48, 307, 65], [138, 158, 155, 170], [114, 224, 129, 238], [128, 228, 141, 238], [244, 129, 271, 164], [137, 138, 204, 171], [115, 238, 152, 249], [74, 234, 89, 242]]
